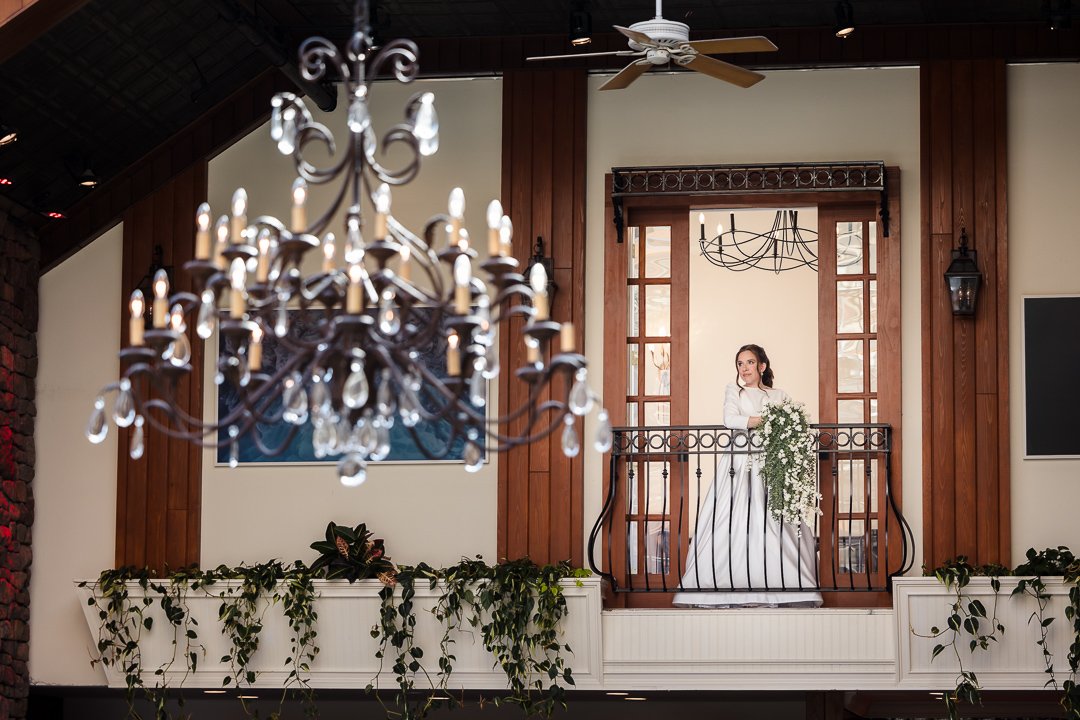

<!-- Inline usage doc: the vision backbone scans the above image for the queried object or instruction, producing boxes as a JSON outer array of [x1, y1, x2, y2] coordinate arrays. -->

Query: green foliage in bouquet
[[309, 521, 397, 583]]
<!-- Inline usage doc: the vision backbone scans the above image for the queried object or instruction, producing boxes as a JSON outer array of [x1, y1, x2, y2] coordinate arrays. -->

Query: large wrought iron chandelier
[[697, 209, 819, 273], [85, 0, 611, 485]]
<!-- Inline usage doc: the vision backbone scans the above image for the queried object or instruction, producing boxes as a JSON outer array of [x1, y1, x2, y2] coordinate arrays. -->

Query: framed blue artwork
[[216, 308, 479, 464]]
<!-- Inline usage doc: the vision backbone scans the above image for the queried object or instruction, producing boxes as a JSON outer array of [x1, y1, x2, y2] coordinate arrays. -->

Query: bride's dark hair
[[735, 344, 774, 388]]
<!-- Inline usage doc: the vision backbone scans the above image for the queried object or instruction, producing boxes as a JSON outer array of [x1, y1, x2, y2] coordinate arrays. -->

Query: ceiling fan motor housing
[[627, 19, 690, 50]]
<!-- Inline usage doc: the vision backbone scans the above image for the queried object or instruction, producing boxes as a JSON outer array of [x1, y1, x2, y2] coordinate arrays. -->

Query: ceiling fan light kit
[[527, 0, 777, 91]]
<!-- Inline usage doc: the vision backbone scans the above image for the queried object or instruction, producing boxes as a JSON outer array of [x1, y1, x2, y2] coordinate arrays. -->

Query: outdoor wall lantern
[[944, 223, 981, 316]]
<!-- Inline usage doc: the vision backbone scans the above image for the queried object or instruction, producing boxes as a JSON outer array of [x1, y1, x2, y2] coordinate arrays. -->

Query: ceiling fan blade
[[685, 36, 779, 55], [527, 50, 639, 61], [682, 54, 765, 88], [599, 60, 652, 91], [614, 25, 656, 47]]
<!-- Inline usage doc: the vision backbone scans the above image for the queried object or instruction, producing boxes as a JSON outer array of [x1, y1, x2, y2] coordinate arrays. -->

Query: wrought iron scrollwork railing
[[588, 424, 914, 595]]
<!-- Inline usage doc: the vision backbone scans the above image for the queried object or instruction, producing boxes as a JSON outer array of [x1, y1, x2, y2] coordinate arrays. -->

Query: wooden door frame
[[599, 168, 903, 609]]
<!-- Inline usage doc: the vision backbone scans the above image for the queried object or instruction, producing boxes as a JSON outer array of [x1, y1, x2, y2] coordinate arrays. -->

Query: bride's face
[[736, 350, 765, 388]]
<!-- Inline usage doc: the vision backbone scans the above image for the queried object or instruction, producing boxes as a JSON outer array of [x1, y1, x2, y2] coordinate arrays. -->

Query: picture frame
[[215, 308, 485, 465], [1021, 294, 1080, 459]]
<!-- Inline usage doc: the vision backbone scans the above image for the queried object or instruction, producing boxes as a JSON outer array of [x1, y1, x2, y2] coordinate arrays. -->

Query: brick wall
[[0, 208, 38, 720]]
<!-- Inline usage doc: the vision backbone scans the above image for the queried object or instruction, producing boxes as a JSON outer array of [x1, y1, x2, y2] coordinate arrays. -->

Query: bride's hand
[[748, 415, 762, 428]]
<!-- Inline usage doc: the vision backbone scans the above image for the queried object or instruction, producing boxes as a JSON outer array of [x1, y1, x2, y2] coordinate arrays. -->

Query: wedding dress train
[[672, 384, 822, 607]]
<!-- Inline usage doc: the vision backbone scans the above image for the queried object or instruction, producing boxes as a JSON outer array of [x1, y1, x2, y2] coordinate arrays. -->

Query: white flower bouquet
[[757, 398, 822, 528]]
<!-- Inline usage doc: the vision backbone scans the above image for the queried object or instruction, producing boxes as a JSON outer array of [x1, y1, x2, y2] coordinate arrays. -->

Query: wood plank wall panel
[[921, 60, 1009, 569], [115, 163, 207, 572], [498, 69, 587, 566]]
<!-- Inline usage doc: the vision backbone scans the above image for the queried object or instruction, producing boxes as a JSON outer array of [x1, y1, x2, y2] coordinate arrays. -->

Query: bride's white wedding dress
[[673, 383, 822, 607]]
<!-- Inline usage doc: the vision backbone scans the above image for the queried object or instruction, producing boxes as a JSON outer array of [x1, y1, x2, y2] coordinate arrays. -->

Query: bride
[[673, 344, 822, 608]]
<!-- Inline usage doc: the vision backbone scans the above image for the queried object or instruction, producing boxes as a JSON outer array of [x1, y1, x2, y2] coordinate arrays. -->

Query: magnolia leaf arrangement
[[918, 547, 1080, 720], [81, 524, 585, 720], [309, 521, 396, 583]]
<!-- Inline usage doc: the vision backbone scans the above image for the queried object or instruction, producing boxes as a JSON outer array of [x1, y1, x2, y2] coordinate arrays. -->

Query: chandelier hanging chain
[[86, 0, 612, 484], [698, 209, 820, 273]]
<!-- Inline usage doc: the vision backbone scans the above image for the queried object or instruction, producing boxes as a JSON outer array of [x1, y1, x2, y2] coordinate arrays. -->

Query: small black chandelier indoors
[[944, 217, 981, 316], [86, 0, 610, 485], [698, 209, 819, 273]]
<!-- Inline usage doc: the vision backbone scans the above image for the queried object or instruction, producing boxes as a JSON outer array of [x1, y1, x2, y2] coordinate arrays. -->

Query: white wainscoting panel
[[601, 608, 898, 690], [76, 577, 604, 691], [895, 577, 1072, 689]]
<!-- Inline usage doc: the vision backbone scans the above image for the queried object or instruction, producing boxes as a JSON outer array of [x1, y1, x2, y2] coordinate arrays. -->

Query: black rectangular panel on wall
[[1023, 295, 1080, 457]]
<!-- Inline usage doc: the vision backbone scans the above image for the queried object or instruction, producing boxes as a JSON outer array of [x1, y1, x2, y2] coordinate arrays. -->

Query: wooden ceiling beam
[[38, 68, 294, 272], [0, 0, 91, 64]]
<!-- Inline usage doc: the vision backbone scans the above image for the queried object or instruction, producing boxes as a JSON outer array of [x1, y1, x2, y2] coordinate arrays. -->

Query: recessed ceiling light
[[0, 178, 12, 186], [237, 694, 259, 699], [0, 124, 16, 146], [606, 691, 629, 696], [625, 696, 648, 701], [203, 689, 227, 695], [45, 211, 65, 219]]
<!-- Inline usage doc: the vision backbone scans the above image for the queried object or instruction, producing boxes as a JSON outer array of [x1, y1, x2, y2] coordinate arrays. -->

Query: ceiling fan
[[527, 0, 778, 90]]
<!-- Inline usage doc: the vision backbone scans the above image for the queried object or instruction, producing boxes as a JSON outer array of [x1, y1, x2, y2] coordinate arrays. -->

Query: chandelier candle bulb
[[195, 203, 212, 259], [526, 336, 541, 364], [291, 178, 307, 232], [230, 188, 248, 243], [448, 187, 465, 245], [213, 215, 229, 269], [129, 290, 145, 346], [399, 243, 411, 282], [347, 263, 364, 313], [560, 321, 575, 352], [447, 331, 461, 376], [373, 183, 391, 239], [529, 262, 549, 320], [256, 230, 271, 282], [486, 200, 503, 255], [454, 254, 471, 313], [322, 233, 336, 273], [249, 324, 263, 371], [228, 258, 247, 318], [152, 269, 169, 328], [499, 215, 513, 257]]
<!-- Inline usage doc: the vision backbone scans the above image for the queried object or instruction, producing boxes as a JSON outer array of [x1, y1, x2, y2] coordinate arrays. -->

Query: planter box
[[76, 576, 604, 691], [895, 576, 1074, 690]]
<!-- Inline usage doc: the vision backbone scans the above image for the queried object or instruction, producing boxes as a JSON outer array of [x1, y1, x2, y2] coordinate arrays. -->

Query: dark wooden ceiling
[[0, 0, 1072, 229]]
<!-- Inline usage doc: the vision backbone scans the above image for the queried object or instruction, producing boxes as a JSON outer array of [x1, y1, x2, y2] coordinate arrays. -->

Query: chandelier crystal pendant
[[86, 0, 611, 485], [697, 209, 819, 273]]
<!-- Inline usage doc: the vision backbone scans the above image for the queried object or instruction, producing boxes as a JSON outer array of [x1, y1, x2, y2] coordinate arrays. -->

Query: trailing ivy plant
[[915, 556, 1007, 719], [369, 557, 589, 720], [920, 547, 1080, 720], [82, 561, 321, 720]]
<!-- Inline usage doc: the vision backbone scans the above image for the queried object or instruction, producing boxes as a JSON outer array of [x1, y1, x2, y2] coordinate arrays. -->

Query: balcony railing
[[588, 424, 914, 597]]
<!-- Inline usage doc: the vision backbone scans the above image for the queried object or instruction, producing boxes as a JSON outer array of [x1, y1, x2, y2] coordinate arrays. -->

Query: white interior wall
[[1007, 63, 1080, 563], [585, 67, 922, 568], [202, 78, 503, 568], [690, 207, 820, 425], [30, 222, 123, 684]]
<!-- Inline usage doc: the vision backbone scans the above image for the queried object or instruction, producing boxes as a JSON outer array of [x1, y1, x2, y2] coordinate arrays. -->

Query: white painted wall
[[585, 67, 923, 568], [202, 78, 503, 568], [690, 207, 820, 425], [1007, 63, 1080, 563], [30, 222, 123, 684]]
